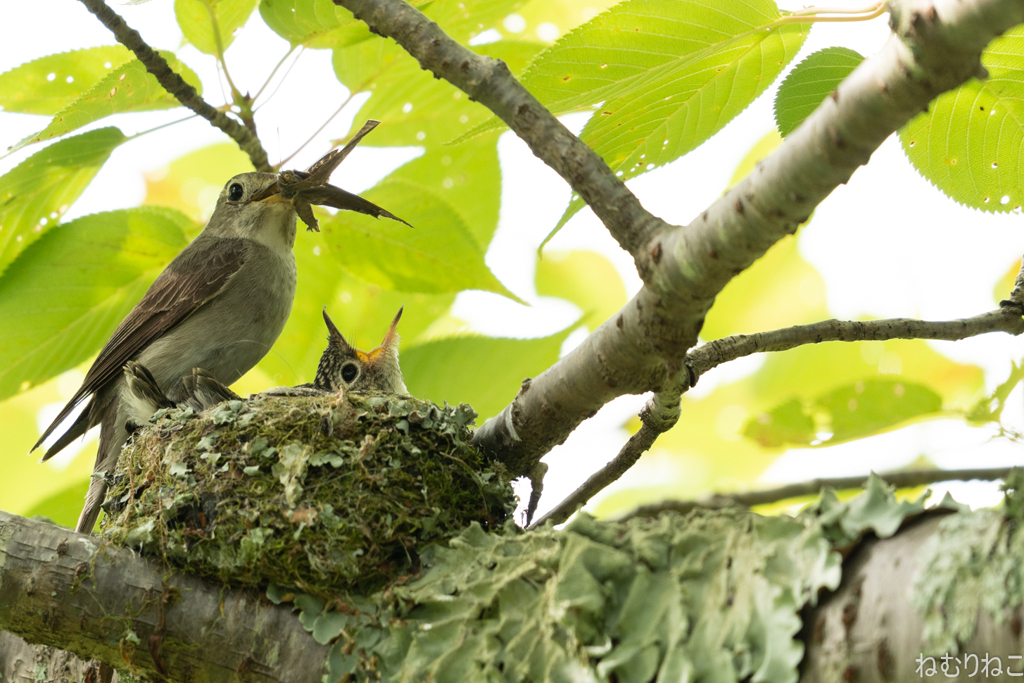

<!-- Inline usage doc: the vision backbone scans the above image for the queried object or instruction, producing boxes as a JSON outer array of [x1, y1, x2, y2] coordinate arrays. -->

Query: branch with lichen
[[76, 0, 271, 172]]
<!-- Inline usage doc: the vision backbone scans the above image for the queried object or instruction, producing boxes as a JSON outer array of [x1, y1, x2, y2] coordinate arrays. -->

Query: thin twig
[[685, 303, 1024, 388], [76, 0, 271, 171], [619, 467, 1019, 520], [533, 297, 1024, 527]]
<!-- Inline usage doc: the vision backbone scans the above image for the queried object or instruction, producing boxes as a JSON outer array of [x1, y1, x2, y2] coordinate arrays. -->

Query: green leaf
[[10, 52, 203, 153], [423, 0, 528, 43], [175, 0, 260, 55], [899, 26, 1024, 212], [0, 127, 128, 277], [0, 47, 133, 115], [260, 0, 397, 48], [774, 47, 863, 137], [967, 360, 1024, 425], [535, 250, 626, 327], [387, 134, 502, 249], [401, 329, 573, 422], [0, 207, 192, 401], [320, 178, 519, 300], [335, 40, 543, 147], [519, 0, 808, 234], [745, 379, 945, 448]]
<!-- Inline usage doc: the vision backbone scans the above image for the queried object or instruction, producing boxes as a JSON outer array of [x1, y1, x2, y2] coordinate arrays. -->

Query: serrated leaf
[[10, 52, 202, 153], [175, 0, 260, 55], [535, 250, 626, 327], [0, 127, 127, 277], [0, 47, 133, 115], [774, 47, 863, 137], [899, 26, 1024, 212], [0, 207, 192, 401], [320, 177, 518, 300], [401, 329, 573, 421], [527, 0, 808, 234], [335, 40, 543, 147]]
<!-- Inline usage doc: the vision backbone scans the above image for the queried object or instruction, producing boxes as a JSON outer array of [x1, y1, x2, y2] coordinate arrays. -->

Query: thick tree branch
[[330, 0, 666, 260], [0, 512, 327, 682], [623, 467, 1017, 520], [77, 0, 271, 172], [470, 0, 1024, 476]]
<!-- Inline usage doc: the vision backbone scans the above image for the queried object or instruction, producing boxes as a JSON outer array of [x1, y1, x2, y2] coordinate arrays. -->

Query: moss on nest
[[100, 393, 515, 597]]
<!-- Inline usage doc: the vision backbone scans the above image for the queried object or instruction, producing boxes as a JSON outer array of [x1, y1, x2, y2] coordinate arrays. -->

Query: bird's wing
[[34, 237, 249, 455]]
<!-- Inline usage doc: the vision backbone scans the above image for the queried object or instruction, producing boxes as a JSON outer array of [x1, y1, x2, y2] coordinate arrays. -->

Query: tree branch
[[0, 512, 327, 681], [622, 467, 1017, 520], [330, 0, 666, 260], [470, 0, 1024, 476], [687, 302, 1024, 385], [77, 0, 271, 172]]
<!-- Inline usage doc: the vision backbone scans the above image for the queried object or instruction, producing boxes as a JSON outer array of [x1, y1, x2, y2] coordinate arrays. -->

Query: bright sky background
[[1, 1, 1022, 519]]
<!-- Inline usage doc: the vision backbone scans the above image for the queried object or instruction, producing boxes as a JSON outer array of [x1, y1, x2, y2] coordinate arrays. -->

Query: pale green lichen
[[267, 475, 925, 683], [912, 468, 1024, 654]]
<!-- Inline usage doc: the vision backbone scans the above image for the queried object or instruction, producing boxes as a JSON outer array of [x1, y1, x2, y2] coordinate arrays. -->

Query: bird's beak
[[252, 184, 291, 204]]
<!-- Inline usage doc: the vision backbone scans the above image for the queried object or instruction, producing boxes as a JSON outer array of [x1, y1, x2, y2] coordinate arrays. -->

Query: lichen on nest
[[100, 392, 515, 597]]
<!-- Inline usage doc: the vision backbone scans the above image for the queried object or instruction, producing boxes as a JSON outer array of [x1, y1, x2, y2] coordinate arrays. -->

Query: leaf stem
[[252, 46, 299, 103]]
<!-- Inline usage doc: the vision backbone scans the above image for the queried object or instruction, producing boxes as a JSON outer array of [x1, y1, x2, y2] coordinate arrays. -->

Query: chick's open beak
[[252, 183, 291, 204]]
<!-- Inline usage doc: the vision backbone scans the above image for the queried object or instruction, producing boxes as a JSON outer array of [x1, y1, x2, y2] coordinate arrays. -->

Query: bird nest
[[99, 392, 515, 598]]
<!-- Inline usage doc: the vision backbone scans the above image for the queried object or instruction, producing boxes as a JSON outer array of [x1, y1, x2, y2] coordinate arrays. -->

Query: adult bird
[[32, 122, 409, 533]]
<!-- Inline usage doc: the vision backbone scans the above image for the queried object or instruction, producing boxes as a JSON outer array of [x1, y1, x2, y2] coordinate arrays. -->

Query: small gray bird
[[33, 123, 409, 534]]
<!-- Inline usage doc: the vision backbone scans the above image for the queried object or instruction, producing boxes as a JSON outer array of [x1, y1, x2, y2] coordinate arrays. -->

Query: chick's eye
[[341, 363, 359, 384], [228, 183, 244, 202]]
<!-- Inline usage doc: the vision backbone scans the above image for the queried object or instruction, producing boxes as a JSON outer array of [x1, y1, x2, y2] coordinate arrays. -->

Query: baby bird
[[315, 306, 407, 394]]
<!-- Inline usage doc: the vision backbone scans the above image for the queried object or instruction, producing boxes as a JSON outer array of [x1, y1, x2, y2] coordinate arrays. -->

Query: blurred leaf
[[0, 127, 127, 277], [0, 207, 193, 401], [0, 47, 133, 115], [899, 26, 1024, 212], [774, 47, 863, 137], [519, 0, 807, 234], [494, 0, 620, 43], [334, 40, 543, 147], [252, 239, 454, 388], [11, 53, 203, 153], [424, 0, 527, 43], [401, 328, 573, 421], [175, 0, 260, 55], [23, 478, 90, 529], [320, 178, 519, 300], [746, 379, 944, 448], [967, 360, 1024, 424], [387, 133, 502, 249], [259, 0, 375, 48], [535, 250, 626, 327], [742, 397, 814, 448], [701, 236, 826, 341], [144, 141, 254, 224], [993, 259, 1021, 304]]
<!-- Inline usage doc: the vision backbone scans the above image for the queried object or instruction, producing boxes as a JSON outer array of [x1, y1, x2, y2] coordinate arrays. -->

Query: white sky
[[1, 1, 1022, 518]]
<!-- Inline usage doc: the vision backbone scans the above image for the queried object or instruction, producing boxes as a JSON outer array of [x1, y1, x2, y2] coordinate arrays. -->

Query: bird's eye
[[228, 183, 244, 202], [341, 363, 359, 384]]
